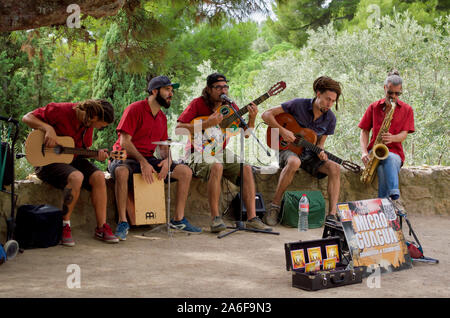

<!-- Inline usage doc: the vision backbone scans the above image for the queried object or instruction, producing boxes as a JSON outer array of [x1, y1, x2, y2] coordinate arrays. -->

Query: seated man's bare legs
[[170, 163, 192, 221], [263, 155, 301, 226], [317, 160, 341, 216]]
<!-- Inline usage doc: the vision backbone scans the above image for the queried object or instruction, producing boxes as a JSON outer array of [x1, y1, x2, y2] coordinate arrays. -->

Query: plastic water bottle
[[298, 194, 309, 232]]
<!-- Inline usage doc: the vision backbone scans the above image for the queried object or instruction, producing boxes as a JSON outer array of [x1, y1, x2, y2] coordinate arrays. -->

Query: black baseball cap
[[207, 73, 227, 87], [147, 76, 180, 93]]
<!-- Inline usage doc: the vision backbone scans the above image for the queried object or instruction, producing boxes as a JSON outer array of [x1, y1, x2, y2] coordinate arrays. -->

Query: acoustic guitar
[[190, 81, 286, 155], [25, 129, 127, 167], [266, 113, 361, 173]]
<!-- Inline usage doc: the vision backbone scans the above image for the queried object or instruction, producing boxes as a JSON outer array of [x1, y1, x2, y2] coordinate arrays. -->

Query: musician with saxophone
[[358, 70, 415, 203]]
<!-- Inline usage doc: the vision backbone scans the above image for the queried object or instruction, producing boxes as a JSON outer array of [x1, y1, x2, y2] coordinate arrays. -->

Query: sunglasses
[[212, 85, 229, 90], [387, 91, 402, 96]]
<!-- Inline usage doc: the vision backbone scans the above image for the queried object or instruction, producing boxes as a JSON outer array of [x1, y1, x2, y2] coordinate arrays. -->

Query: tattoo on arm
[[63, 188, 73, 214]]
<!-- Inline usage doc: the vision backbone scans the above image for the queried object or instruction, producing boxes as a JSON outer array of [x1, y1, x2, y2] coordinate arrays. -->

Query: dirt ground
[[0, 213, 448, 299]]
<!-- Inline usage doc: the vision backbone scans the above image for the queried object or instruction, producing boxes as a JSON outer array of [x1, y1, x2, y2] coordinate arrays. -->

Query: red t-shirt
[[113, 99, 168, 158], [358, 98, 414, 162], [177, 96, 239, 153], [32, 102, 93, 149]]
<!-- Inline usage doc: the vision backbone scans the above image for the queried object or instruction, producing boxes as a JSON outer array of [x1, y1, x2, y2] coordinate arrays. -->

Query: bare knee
[[325, 162, 341, 178], [286, 156, 301, 171], [67, 171, 83, 189], [209, 163, 223, 179], [89, 170, 106, 187], [115, 165, 130, 183], [174, 164, 192, 181]]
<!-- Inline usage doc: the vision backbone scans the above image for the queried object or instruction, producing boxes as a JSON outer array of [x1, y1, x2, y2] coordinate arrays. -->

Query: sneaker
[[96, 224, 119, 243], [61, 224, 75, 247], [210, 216, 227, 233], [169, 217, 202, 234], [115, 221, 130, 241], [262, 203, 281, 226], [246, 216, 273, 231]]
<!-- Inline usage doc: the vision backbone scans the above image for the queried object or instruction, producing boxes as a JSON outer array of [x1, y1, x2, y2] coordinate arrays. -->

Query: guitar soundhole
[[220, 107, 230, 116], [280, 140, 288, 147], [53, 145, 64, 154]]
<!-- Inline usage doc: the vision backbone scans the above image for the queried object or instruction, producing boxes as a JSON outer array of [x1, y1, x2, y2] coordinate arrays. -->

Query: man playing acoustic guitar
[[22, 99, 119, 245], [262, 76, 342, 226], [176, 73, 272, 233]]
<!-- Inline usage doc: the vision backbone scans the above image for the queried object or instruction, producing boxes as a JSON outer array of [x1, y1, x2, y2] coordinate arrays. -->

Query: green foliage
[[270, 0, 359, 47], [91, 23, 148, 164], [0, 31, 57, 140], [344, 0, 450, 31], [270, 0, 449, 47], [2, 1, 448, 180], [233, 12, 449, 166]]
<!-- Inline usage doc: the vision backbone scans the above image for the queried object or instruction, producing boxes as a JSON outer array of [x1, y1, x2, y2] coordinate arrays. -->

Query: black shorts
[[35, 157, 100, 191], [108, 157, 179, 188], [279, 149, 327, 179]]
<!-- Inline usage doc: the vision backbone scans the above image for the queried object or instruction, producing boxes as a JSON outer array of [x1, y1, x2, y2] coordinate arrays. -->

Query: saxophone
[[360, 98, 396, 184]]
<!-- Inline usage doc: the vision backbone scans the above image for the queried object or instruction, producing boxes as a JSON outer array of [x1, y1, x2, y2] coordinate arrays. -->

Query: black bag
[[15, 205, 63, 249]]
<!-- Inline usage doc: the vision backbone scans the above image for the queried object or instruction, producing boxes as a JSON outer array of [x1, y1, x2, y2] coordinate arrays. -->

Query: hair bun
[[388, 69, 400, 76]]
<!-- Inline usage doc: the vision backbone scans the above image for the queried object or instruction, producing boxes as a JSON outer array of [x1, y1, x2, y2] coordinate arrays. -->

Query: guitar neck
[[59, 147, 99, 157], [297, 138, 343, 165], [221, 93, 270, 127], [241, 93, 270, 114]]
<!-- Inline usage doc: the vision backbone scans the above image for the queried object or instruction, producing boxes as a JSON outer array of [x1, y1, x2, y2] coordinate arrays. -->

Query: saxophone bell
[[372, 143, 389, 161]]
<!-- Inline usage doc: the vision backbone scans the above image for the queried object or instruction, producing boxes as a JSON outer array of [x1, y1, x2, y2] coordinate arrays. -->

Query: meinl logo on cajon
[[145, 212, 156, 220], [133, 173, 166, 225]]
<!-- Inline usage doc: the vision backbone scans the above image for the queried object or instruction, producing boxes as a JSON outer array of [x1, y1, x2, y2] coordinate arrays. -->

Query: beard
[[319, 106, 329, 113], [156, 91, 171, 109]]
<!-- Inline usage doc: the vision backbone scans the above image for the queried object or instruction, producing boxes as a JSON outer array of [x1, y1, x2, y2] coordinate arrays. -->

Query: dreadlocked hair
[[75, 99, 114, 124], [313, 76, 343, 110]]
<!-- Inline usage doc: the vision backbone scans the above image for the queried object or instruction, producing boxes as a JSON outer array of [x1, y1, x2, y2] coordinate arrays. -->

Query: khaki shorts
[[187, 149, 243, 185]]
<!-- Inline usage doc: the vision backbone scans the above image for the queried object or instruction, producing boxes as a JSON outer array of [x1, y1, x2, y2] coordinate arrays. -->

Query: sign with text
[[337, 198, 412, 274]]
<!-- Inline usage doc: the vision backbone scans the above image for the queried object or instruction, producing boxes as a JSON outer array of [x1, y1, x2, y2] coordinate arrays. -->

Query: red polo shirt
[[358, 98, 414, 162], [113, 99, 168, 158], [32, 102, 93, 149], [177, 96, 239, 153]]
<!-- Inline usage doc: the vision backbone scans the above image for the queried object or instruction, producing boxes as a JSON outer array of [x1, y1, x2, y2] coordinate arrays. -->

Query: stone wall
[[1, 166, 449, 242]]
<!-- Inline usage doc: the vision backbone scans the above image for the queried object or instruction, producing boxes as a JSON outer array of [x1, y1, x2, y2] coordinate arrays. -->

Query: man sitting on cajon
[[108, 76, 202, 240]]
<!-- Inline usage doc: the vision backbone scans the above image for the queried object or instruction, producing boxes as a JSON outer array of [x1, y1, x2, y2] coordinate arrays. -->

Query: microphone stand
[[218, 100, 279, 239]]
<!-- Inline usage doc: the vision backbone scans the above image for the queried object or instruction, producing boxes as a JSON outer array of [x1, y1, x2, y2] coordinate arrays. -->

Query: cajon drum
[[133, 173, 166, 225]]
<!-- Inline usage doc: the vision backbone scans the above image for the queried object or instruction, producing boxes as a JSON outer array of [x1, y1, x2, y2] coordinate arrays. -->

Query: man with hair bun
[[358, 70, 415, 205], [262, 76, 343, 226], [22, 99, 119, 246]]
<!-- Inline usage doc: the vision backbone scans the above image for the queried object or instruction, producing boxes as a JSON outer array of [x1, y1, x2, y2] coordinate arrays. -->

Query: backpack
[[280, 191, 326, 229]]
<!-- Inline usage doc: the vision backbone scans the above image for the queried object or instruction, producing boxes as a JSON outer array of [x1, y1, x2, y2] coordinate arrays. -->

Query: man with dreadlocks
[[22, 99, 119, 245], [261, 76, 343, 226]]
